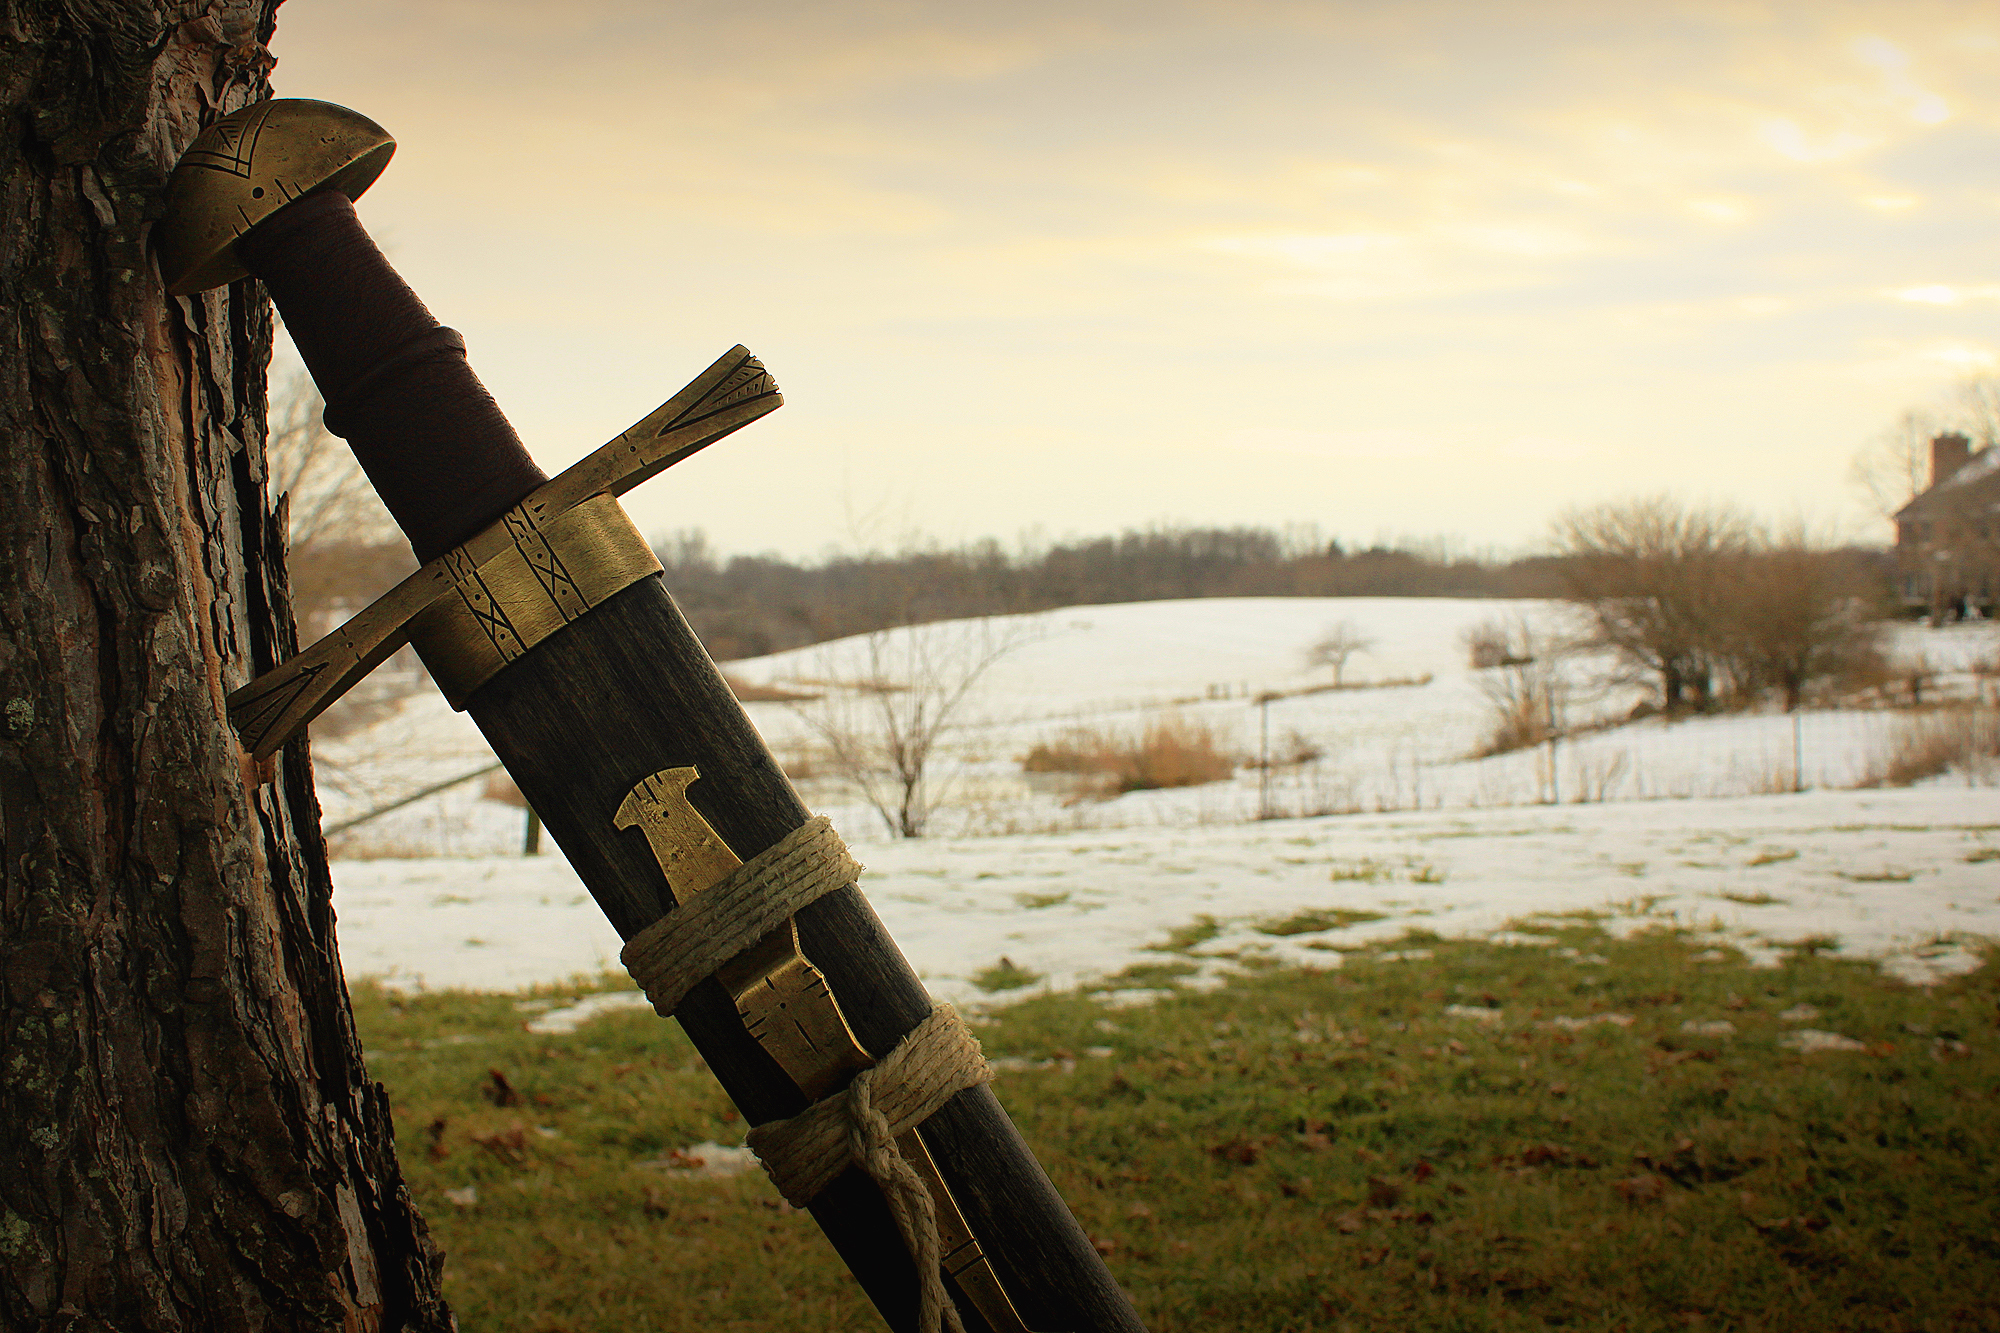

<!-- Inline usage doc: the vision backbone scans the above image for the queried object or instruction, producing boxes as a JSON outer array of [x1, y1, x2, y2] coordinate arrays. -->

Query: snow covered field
[[315, 598, 1999, 998]]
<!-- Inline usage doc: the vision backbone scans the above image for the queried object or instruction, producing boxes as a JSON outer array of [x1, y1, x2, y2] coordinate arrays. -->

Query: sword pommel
[[157, 99, 394, 296]]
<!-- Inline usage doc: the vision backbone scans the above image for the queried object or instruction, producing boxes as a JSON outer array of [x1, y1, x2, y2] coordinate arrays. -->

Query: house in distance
[[1895, 432, 2000, 621]]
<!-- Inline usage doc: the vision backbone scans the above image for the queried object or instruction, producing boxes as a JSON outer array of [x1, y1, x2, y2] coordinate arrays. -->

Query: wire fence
[[318, 690, 1999, 856]]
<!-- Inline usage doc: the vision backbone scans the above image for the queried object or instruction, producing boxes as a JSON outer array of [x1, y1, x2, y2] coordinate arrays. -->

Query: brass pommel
[[157, 98, 394, 295]]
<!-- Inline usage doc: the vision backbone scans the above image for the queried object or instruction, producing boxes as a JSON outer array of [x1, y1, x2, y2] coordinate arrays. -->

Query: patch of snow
[[1680, 1020, 1737, 1036], [1780, 1029, 1868, 1053], [523, 992, 654, 1034], [1543, 1013, 1634, 1030], [637, 1143, 760, 1179]]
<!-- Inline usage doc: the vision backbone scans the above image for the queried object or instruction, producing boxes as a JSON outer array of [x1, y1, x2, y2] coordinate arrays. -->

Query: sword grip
[[238, 189, 548, 561]]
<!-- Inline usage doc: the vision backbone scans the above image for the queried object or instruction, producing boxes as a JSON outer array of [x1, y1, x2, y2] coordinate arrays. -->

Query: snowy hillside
[[309, 597, 1998, 997], [313, 597, 1995, 854]]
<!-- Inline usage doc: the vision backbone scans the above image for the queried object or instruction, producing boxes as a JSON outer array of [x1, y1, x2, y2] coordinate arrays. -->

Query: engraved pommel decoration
[[157, 99, 394, 296], [158, 100, 782, 760]]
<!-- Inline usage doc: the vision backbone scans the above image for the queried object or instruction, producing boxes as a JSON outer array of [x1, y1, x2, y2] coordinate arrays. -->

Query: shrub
[[1857, 706, 2000, 787], [1462, 617, 1534, 670], [1021, 715, 1237, 792]]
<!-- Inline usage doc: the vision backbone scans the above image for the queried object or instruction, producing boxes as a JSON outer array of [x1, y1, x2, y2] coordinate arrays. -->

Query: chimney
[[1931, 432, 1972, 488]]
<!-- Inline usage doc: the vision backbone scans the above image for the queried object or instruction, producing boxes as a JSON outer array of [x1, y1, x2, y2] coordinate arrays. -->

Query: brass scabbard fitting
[[409, 494, 662, 707], [157, 99, 395, 295], [221, 345, 779, 762]]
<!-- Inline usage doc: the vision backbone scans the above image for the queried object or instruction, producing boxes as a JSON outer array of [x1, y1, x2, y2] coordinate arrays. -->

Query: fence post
[[1258, 693, 1272, 819]]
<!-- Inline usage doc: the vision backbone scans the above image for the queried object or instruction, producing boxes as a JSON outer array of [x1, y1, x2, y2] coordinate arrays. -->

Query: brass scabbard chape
[[409, 493, 662, 707], [157, 99, 395, 296]]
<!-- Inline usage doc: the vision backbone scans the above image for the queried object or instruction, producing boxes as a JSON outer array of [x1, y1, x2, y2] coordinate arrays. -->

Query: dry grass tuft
[[1023, 716, 1238, 793], [1857, 705, 1999, 788]]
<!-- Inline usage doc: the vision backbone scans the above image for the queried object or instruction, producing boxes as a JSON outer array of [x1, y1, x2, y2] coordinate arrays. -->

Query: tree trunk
[[0, 6, 450, 1329]]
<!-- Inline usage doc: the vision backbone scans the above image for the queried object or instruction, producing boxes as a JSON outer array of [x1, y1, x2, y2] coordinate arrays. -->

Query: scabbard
[[234, 192, 1146, 1333], [474, 577, 1132, 1332]]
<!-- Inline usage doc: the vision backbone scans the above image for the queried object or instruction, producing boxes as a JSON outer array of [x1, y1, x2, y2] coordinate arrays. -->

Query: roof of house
[[1895, 445, 2000, 522]]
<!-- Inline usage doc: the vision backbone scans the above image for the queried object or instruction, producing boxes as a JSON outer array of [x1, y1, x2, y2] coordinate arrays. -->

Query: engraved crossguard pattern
[[229, 346, 780, 760]]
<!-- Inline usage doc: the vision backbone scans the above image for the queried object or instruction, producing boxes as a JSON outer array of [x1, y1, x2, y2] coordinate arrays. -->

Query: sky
[[264, 0, 2000, 560]]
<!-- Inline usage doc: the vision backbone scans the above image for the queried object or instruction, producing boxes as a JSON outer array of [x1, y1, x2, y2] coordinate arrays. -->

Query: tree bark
[[0, 5, 450, 1329]]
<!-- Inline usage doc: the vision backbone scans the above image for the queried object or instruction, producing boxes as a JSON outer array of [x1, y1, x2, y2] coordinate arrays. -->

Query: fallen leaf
[[1209, 1137, 1261, 1166], [483, 1069, 520, 1108], [471, 1123, 529, 1165], [1613, 1173, 1667, 1205]]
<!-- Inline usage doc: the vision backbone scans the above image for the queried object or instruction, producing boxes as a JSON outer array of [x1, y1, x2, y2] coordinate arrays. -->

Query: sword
[[158, 99, 1147, 1333]]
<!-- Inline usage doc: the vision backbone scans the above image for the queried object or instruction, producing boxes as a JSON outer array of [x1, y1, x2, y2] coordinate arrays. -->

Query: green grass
[[353, 928, 2000, 1332], [1327, 857, 1446, 886], [970, 956, 1045, 992], [1148, 915, 1223, 952], [1716, 891, 1788, 907], [1746, 849, 1799, 867], [1258, 907, 1389, 936]]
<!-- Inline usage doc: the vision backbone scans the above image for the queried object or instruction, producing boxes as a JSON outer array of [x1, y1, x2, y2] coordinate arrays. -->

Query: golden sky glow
[[268, 0, 2000, 556]]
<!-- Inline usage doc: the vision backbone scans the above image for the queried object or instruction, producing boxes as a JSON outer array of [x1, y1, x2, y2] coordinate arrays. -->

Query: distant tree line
[[261, 369, 1898, 693], [653, 526, 1581, 660]]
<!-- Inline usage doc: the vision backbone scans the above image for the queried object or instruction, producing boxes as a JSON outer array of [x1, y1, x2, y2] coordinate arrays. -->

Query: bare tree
[[1469, 615, 1574, 755], [268, 369, 415, 640], [790, 618, 1034, 837], [0, 8, 448, 1328], [1462, 616, 1536, 669], [1712, 535, 1886, 712], [1552, 496, 1756, 714], [1305, 619, 1375, 686], [1851, 408, 1944, 518]]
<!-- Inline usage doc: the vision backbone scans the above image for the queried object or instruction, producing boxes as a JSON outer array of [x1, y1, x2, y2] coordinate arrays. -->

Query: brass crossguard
[[615, 768, 1049, 1333], [228, 346, 778, 760]]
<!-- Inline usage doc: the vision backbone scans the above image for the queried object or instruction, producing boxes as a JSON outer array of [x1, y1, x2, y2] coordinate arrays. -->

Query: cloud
[[1890, 284, 2000, 305], [263, 0, 2000, 556]]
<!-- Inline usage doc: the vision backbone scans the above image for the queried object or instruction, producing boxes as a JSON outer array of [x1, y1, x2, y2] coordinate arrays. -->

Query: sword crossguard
[[226, 346, 780, 760]]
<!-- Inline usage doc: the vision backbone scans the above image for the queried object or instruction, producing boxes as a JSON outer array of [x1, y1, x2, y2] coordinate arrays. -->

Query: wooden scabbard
[[465, 574, 1146, 1333]]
